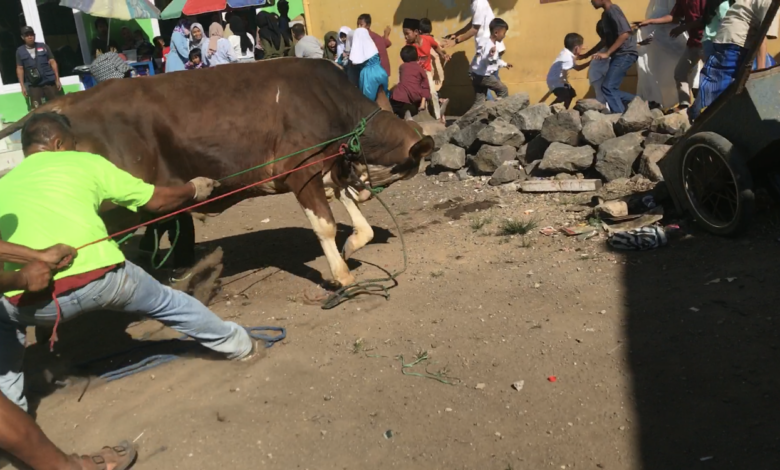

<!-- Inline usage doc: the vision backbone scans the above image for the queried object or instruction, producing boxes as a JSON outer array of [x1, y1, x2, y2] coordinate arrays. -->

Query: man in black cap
[[15, 26, 60, 110]]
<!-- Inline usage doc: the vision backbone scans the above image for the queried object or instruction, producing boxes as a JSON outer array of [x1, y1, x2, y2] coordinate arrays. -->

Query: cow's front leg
[[339, 188, 374, 260], [296, 179, 355, 287]]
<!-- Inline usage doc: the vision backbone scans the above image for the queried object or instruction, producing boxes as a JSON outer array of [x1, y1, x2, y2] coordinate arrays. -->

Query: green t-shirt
[[0, 151, 154, 296]]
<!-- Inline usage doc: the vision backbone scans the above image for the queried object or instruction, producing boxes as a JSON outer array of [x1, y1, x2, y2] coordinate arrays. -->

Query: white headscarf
[[348, 27, 378, 65], [337, 26, 352, 57]]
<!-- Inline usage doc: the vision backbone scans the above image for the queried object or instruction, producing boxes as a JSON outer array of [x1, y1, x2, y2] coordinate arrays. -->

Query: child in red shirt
[[403, 18, 450, 121], [390, 46, 431, 118]]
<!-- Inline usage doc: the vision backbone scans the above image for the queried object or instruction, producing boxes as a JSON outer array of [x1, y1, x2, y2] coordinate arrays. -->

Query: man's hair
[[21, 113, 73, 151], [358, 14, 372, 26], [153, 36, 164, 46], [400, 45, 419, 63], [564, 32, 584, 51], [419, 18, 433, 35], [189, 48, 202, 60], [489, 18, 509, 34], [291, 23, 305, 37], [94, 17, 108, 28]]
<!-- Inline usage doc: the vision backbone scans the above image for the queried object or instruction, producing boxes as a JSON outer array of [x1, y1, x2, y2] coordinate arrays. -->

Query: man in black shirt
[[580, 0, 638, 113], [14, 26, 60, 110]]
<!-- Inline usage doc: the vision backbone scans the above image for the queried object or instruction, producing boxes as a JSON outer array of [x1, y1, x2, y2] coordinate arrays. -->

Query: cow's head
[[343, 111, 434, 201]]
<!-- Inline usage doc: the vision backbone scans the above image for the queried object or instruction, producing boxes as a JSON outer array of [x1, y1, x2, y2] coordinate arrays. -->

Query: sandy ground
[[12, 171, 780, 470]]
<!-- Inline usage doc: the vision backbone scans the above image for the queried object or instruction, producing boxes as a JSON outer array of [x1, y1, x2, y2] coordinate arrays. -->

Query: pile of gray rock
[[428, 93, 690, 187]]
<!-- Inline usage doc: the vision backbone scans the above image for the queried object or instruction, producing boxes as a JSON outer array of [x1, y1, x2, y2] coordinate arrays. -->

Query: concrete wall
[[307, 0, 780, 115]]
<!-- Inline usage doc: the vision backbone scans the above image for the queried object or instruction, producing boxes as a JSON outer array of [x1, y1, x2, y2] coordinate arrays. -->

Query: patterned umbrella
[[161, 0, 268, 20], [59, 0, 160, 20]]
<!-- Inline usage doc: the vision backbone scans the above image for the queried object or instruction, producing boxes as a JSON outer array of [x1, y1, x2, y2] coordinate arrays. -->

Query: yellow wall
[[307, 0, 647, 114], [307, 0, 780, 115]]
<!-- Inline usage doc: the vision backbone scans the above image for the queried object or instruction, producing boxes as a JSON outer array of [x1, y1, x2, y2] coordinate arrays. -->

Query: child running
[[470, 18, 513, 109], [402, 18, 450, 121], [546, 33, 591, 109], [390, 46, 431, 118]]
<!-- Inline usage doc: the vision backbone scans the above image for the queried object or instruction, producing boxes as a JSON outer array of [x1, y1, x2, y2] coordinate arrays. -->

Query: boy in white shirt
[[546, 33, 591, 109], [470, 18, 512, 108]]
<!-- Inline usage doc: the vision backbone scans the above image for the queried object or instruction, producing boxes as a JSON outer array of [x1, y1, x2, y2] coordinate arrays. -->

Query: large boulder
[[451, 120, 488, 149], [477, 120, 525, 147], [650, 112, 690, 135], [516, 144, 528, 162], [644, 132, 674, 146], [433, 124, 460, 151], [595, 133, 645, 182], [430, 144, 467, 171], [471, 145, 517, 174], [574, 99, 606, 114], [638, 144, 671, 182], [582, 110, 608, 126], [524, 135, 551, 163], [539, 143, 595, 173], [489, 163, 526, 186], [454, 101, 498, 128], [512, 103, 552, 134], [490, 92, 530, 121], [581, 118, 616, 147], [540, 110, 582, 146], [615, 97, 654, 135]]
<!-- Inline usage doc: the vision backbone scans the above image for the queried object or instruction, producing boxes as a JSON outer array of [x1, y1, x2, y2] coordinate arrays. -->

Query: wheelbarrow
[[659, 0, 780, 236]]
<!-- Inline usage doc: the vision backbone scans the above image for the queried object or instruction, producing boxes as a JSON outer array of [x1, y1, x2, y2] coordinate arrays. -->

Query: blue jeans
[[601, 53, 638, 114], [0, 261, 252, 410]]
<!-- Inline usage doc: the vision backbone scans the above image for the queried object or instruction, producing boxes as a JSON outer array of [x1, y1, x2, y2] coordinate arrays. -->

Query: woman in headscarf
[[165, 19, 191, 72], [256, 11, 291, 59], [337, 26, 352, 64], [228, 15, 255, 62], [323, 31, 339, 62], [190, 23, 209, 56], [349, 27, 389, 101], [203, 22, 236, 66]]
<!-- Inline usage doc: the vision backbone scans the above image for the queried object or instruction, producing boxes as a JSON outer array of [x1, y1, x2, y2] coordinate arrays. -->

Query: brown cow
[[0, 59, 434, 287]]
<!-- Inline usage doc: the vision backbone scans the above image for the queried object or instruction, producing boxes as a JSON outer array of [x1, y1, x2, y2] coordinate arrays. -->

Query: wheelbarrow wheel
[[680, 132, 754, 236]]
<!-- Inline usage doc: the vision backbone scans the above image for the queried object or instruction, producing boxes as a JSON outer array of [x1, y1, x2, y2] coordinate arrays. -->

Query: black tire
[[680, 131, 754, 236]]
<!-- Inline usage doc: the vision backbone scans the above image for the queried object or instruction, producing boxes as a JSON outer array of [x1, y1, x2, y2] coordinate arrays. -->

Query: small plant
[[352, 338, 365, 354], [519, 236, 534, 248], [430, 270, 444, 278], [497, 218, 538, 236], [470, 216, 493, 232]]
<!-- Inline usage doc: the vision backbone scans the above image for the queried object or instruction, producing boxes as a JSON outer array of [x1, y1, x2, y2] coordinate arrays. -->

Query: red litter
[[547, 376, 557, 382]]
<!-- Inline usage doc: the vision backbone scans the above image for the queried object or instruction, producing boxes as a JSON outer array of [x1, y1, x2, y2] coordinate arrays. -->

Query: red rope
[[47, 149, 345, 350]]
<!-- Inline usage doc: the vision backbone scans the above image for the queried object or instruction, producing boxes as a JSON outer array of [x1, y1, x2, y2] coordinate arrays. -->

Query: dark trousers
[[601, 53, 637, 114], [471, 73, 509, 108], [27, 83, 58, 109], [551, 85, 577, 109], [391, 99, 420, 118]]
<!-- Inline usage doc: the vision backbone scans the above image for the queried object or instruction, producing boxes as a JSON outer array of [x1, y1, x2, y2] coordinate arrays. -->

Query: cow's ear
[[409, 135, 435, 162], [375, 85, 393, 113]]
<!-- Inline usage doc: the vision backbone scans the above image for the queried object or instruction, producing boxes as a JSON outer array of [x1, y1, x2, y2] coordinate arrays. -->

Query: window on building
[[37, 1, 84, 77], [0, 0, 25, 85]]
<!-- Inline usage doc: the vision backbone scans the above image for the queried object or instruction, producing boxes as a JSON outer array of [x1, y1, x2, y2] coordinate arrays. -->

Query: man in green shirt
[[0, 113, 257, 412]]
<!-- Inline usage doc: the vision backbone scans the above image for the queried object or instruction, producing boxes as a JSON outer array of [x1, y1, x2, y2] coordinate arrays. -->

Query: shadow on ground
[[625, 212, 780, 467]]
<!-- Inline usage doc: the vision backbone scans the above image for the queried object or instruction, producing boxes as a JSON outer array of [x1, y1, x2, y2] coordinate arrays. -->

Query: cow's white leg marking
[[340, 188, 374, 260], [276, 87, 280, 103], [302, 207, 355, 286]]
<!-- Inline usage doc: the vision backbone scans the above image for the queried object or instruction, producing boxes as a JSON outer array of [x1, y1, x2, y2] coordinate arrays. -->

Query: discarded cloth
[[608, 226, 668, 251]]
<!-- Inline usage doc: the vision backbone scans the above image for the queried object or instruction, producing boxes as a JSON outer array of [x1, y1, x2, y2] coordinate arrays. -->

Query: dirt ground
[[14, 170, 780, 470]]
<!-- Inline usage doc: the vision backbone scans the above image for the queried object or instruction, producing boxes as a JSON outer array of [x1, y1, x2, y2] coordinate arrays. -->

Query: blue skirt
[[689, 43, 746, 120], [358, 54, 389, 100]]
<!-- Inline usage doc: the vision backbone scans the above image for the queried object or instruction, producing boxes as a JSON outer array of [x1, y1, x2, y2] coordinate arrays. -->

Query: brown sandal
[[72, 440, 137, 470]]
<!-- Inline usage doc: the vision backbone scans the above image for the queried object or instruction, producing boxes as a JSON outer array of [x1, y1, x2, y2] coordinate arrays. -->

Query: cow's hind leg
[[296, 178, 355, 287], [339, 188, 374, 260]]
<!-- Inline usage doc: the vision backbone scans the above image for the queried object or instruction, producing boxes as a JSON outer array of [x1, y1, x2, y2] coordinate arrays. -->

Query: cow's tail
[[0, 100, 69, 141]]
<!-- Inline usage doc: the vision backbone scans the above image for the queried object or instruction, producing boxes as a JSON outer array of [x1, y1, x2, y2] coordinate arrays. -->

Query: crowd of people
[[541, 0, 779, 120]]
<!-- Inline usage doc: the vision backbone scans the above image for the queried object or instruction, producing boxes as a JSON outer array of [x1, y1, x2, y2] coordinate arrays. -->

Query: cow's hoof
[[334, 274, 356, 289]]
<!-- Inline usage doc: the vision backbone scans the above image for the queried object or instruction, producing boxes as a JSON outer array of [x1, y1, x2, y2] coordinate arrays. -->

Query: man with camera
[[15, 26, 60, 110]]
